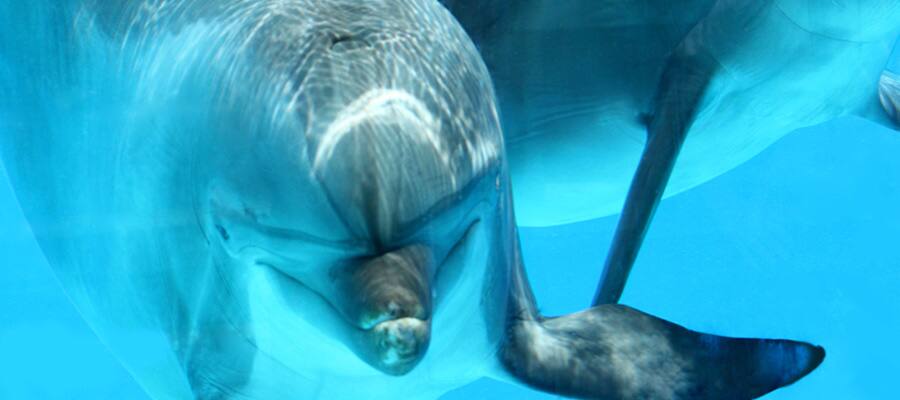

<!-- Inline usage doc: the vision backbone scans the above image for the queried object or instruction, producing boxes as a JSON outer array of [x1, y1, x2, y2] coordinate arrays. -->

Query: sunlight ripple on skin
[[313, 89, 451, 177]]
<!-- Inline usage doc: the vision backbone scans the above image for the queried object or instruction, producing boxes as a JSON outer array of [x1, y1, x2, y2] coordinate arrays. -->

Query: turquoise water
[[3, 117, 899, 398], [2, 2, 899, 399]]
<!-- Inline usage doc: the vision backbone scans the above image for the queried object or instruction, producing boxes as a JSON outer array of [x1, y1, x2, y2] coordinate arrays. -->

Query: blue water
[[2, 116, 898, 398], [2, 2, 899, 397]]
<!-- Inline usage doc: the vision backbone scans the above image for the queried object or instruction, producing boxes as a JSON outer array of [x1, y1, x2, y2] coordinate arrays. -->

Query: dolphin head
[[194, 0, 503, 377]]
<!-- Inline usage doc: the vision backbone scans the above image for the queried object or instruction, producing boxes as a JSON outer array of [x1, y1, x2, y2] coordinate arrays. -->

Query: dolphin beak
[[355, 316, 431, 376], [334, 245, 434, 375]]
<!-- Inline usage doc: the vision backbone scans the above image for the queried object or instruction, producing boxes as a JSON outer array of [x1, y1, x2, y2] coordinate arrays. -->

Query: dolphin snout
[[359, 297, 426, 330], [366, 317, 431, 375], [343, 245, 433, 326], [335, 245, 434, 375]]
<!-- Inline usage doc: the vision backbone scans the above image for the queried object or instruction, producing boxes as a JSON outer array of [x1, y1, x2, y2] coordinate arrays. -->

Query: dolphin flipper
[[593, 44, 718, 305], [500, 304, 825, 400]]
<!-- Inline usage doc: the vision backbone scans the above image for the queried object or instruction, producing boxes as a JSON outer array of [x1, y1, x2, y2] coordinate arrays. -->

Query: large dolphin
[[1, 1, 823, 399], [443, 0, 900, 304]]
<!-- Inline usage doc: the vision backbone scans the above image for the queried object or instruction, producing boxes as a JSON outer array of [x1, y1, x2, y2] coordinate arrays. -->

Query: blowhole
[[329, 34, 371, 52]]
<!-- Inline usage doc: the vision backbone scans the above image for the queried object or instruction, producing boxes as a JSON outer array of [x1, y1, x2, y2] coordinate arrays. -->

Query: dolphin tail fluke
[[500, 304, 824, 400]]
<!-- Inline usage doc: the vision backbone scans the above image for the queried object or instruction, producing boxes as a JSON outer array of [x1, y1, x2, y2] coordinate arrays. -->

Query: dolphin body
[[445, 0, 900, 226], [443, 0, 900, 304], [1, 1, 823, 399]]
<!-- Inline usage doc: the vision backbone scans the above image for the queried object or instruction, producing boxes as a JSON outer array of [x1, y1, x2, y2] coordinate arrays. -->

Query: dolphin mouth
[[356, 316, 432, 376], [341, 214, 483, 375], [263, 263, 431, 375], [259, 217, 478, 376], [331, 242, 435, 375]]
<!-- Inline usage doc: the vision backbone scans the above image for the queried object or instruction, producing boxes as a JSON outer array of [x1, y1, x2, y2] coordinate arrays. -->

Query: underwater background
[[3, 114, 899, 399], [1, 11, 899, 399]]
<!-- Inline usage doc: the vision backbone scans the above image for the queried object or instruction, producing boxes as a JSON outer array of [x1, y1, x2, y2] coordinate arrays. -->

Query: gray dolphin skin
[[1, 1, 824, 399], [445, 0, 900, 226], [443, 0, 900, 305]]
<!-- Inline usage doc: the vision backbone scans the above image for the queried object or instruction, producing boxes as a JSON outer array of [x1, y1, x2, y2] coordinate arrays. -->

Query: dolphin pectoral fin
[[592, 46, 718, 305], [500, 305, 825, 400]]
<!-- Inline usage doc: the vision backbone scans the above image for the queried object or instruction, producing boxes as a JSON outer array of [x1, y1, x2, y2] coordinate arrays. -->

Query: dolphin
[[443, 0, 900, 304], [1, 1, 824, 399], [882, 70, 900, 123]]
